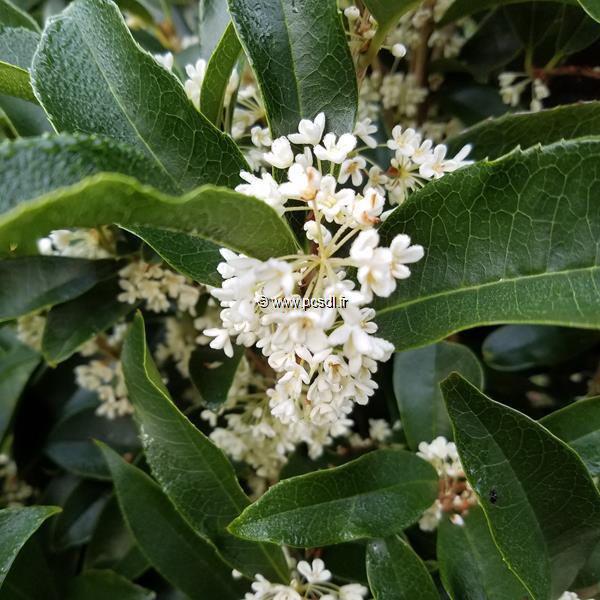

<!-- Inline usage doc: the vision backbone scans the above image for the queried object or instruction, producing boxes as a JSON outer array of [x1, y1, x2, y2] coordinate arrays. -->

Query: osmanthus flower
[[244, 558, 370, 600], [205, 112, 472, 440]]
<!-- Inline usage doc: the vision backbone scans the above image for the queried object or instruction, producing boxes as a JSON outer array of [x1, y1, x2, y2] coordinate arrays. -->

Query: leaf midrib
[[376, 264, 600, 317]]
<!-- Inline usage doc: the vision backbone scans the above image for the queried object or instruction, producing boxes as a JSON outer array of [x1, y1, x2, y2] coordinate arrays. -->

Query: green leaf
[[0, 256, 118, 321], [541, 396, 600, 476], [121, 313, 288, 581], [362, 0, 419, 28], [441, 373, 600, 599], [45, 391, 141, 480], [393, 341, 483, 450], [366, 535, 438, 600], [189, 345, 244, 410], [439, 0, 577, 25], [0, 95, 51, 137], [482, 325, 600, 371], [579, 0, 600, 21], [0, 174, 298, 261], [375, 139, 600, 352], [0, 0, 39, 31], [0, 26, 39, 68], [229, 449, 438, 547], [42, 278, 136, 364], [0, 506, 61, 588], [200, 23, 241, 126], [447, 102, 600, 160], [127, 227, 223, 286], [32, 0, 247, 192], [85, 497, 149, 579], [100, 444, 245, 599], [437, 507, 530, 600], [198, 0, 231, 58], [0, 328, 39, 443], [228, 0, 358, 138], [66, 570, 155, 600], [0, 60, 35, 102]]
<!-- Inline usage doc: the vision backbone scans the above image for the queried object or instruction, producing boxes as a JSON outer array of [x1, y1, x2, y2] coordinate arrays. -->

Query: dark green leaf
[[448, 102, 600, 161], [0, 95, 51, 137], [0, 328, 39, 443], [200, 23, 241, 126], [393, 341, 484, 450], [0, 256, 118, 321], [189, 345, 243, 410], [321, 542, 368, 585], [85, 496, 149, 579], [0, 174, 299, 261], [375, 139, 600, 351], [42, 278, 136, 364], [441, 373, 600, 599], [66, 570, 155, 600], [541, 396, 600, 476], [45, 392, 141, 480], [121, 313, 288, 581], [127, 226, 223, 286], [0, 60, 35, 102], [32, 0, 247, 192], [0, 0, 39, 31], [482, 325, 600, 371], [99, 444, 246, 599], [0, 506, 60, 588], [579, 0, 600, 21], [229, 449, 438, 547], [198, 0, 231, 58], [366, 535, 438, 600], [362, 0, 419, 27], [437, 507, 530, 600], [228, 0, 358, 137]]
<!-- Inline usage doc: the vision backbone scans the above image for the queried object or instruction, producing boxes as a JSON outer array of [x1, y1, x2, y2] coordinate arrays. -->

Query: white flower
[[236, 171, 285, 215], [339, 583, 370, 600], [184, 59, 207, 109], [390, 234, 424, 279], [279, 164, 322, 201], [288, 112, 326, 145], [297, 558, 331, 583], [314, 133, 357, 164], [351, 187, 385, 227], [339, 156, 367, 186], [344, 6, 360, 20], [203, 328, 234, 358], [419, 500, 442, 531], [250, 126, 272, 148], [558, 593, 581, 600], [391, 43, 407, 58], [264, 137, 294, 169], [419, 144, 472, 179], [315, 175, 355, 222], [369, 418, 392, 442], [353, 118, 378, 148], [303, 221, 332, 245], [258, 258, 296, 298], [387, 125, 421, 157], [366, 165, 388, 194], [154, 52, 174, 71]]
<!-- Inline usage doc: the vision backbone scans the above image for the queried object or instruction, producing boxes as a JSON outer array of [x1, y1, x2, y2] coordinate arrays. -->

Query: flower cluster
[[417, 436, 477, 531], [245, 558, 370, 600], [0, 454, 34, 508], [204, 114, 470, 437], [37, 227, 114, 259], [499, 72, 551, 112]]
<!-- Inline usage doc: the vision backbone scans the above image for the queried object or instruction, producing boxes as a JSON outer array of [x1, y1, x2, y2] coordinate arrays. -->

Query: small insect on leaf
[[489, 489, 498, 504]]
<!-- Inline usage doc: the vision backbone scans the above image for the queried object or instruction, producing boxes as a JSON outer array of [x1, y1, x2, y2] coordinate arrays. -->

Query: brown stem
[[411, 0, 436, 125], [534, 65, 600, 80]]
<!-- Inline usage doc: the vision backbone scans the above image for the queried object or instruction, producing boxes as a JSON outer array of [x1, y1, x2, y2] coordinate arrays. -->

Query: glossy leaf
[[375, 139, 600, 351], [0, 60, 35, 102], [189, 345, 244, 410], [437, 507, 530, 600], [127, 226, 223, 286], [121, 313, 288, 581], [439, 0, 577, 25], [579, 0, 600, 21], [541, 396, 600, 476], [0, 0, 38, 29], [100, 444, 245, 599], [0, 257, 117, 321], [366, 535, 438, 600], [446, 102, 600, 160], [200, 23, 241, 126], [229, 449, 438, 547], [0, 506, 60, 588], [442, 373, 600, 599], [0, 328, 38, 443], [0, 174, 299, 260], [32, 0, 247, 192], [42, 278, 137, 364], [66, 570, 155, 600], [393, 341, 483, 449], [228, 0, 358, 138], [482, 325, 599, 371], [362, 0, 419, 28], [85, 497, 149, 579]]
